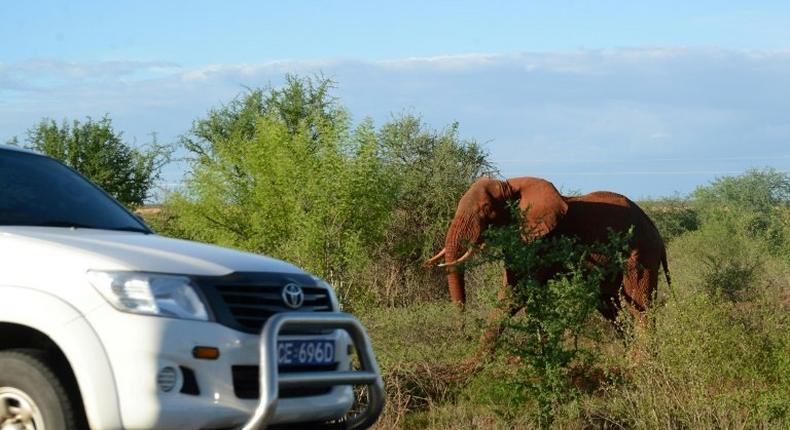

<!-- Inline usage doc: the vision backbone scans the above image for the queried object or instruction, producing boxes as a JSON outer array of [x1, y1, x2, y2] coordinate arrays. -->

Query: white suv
[[0, 145, 384, 430]]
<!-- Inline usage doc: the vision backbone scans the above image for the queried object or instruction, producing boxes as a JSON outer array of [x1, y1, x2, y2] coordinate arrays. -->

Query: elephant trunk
[[444, 211, 482, 308], [447, 266, 466, 306]]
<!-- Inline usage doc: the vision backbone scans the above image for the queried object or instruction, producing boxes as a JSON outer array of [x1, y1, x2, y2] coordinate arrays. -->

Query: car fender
[[0, 285, 123, 429]]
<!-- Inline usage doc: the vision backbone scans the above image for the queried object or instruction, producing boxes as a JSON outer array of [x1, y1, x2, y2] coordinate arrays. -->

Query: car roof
[[0, 144, 41, 155]]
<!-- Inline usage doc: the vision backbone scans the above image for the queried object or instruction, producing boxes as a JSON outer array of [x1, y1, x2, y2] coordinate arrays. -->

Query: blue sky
[[2, 1, 790, 198]]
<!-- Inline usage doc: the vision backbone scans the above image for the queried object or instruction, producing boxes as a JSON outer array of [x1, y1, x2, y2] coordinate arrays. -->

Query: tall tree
[[171, 75, 387, 280], [378, 115, 496, 263], [24, 116, 170, 207]]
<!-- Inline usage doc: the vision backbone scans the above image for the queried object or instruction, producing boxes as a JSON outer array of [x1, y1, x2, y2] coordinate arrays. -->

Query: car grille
[[217, 284, 332, 331], [194, 272, 334, 334], [232, 365, 336, 399]]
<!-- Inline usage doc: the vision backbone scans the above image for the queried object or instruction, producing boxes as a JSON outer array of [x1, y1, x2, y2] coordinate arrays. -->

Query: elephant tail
[[660, 247, 671, 288], [634, 199, 672, 289]]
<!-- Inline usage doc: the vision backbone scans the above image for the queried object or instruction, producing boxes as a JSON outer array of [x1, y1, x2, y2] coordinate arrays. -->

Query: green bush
[[668, 219, 762, 302], [640, 196, 700, 242], [475, 208, 631, 427], [692, 168, 790, 256], [20, 116, 171, 208], [378, 116, 495, 264], [166, 77, 392, 300]]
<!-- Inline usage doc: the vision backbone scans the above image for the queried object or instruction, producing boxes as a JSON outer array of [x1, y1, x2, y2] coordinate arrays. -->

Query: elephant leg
[[598, 294, 620, 322], [597, 262, 624, 323], [621, 251, 659, 327], [477, 300, 520, 356], [477, 269, 520, 355]]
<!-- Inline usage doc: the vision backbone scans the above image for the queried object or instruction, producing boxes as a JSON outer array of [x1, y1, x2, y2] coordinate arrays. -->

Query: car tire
[[0, 349, 80, 430]]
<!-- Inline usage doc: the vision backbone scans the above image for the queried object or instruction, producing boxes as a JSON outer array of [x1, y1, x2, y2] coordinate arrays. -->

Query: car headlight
[[88, 271, 211, 321]]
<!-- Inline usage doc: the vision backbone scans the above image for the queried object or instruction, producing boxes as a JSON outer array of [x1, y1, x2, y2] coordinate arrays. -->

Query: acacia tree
[[378, 115, 495, 264], [24, 116, 170, 207], [170, 76, 392, 283]]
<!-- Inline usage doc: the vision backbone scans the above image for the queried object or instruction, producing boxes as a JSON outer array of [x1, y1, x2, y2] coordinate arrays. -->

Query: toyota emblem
[[282, 283, 304, 309]]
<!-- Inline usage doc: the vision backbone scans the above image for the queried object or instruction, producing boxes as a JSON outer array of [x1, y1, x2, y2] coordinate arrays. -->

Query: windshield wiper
[[36, 220, 96, 228], [35, 221, 151, 234], [106, 226, 152, 234]]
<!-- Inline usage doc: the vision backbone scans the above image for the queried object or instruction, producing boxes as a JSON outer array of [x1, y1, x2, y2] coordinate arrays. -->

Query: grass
[[361, 221, 790, 429]]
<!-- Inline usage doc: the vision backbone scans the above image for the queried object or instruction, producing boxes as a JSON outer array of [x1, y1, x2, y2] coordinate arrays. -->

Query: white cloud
[[1, 59, 180, 83]]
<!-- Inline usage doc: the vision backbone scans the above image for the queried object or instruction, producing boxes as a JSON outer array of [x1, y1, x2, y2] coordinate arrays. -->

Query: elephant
[[425, 176, 670, 324]]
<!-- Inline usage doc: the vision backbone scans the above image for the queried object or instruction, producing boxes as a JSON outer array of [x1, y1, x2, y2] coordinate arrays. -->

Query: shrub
[[475, 208, 631, 426], [692, 168, 790, 255], [669, 218, 762, 302], [378, 116, 495, 264], [640, 196, 700, 242], [167, 77, 390, 298], [700, 252, 759, 302]]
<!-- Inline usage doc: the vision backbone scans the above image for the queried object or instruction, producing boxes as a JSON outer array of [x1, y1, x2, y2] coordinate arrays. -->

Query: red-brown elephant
[[425, 176, 670, 322]]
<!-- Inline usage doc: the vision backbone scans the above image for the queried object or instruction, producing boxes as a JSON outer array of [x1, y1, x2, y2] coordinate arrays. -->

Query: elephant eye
[[481, 204, 498, 219]]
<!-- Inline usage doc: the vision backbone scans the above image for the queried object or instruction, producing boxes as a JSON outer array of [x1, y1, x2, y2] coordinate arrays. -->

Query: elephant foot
[[459, 354, 485, 373], [568, 364, 623, 394]]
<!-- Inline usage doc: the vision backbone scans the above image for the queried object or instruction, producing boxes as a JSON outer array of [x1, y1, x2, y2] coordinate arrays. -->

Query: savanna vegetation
[[18, 76, 790, 429]]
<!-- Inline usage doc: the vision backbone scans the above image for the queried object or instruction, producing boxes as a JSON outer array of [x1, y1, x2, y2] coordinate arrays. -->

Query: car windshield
[[0, 149, 151, 233]]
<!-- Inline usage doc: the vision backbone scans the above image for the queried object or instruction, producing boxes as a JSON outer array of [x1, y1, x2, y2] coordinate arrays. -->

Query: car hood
[[0, 227, 305, 276]]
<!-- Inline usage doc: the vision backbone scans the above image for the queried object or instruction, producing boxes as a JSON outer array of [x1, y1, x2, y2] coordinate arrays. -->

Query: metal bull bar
[[240, 312, 385, 430]]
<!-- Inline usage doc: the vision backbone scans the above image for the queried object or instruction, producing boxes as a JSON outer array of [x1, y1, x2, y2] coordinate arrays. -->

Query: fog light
[[157, 367, 178, 392], [192, 346, 220, 360]]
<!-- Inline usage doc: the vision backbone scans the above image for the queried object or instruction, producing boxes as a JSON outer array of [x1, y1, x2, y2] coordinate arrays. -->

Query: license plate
[[277, 340, 335, 367]]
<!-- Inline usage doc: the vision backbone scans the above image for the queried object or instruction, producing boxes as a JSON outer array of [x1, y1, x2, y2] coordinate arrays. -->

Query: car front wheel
[[0, 350, 79, 430]]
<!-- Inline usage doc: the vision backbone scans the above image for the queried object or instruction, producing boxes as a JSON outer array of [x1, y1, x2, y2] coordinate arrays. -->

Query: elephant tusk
[[423, 248, 446, 267], [438, 247, 476, 267]]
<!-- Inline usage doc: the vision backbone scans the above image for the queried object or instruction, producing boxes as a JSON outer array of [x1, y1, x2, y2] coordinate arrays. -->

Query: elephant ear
[[507, 177, 568, 238]]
